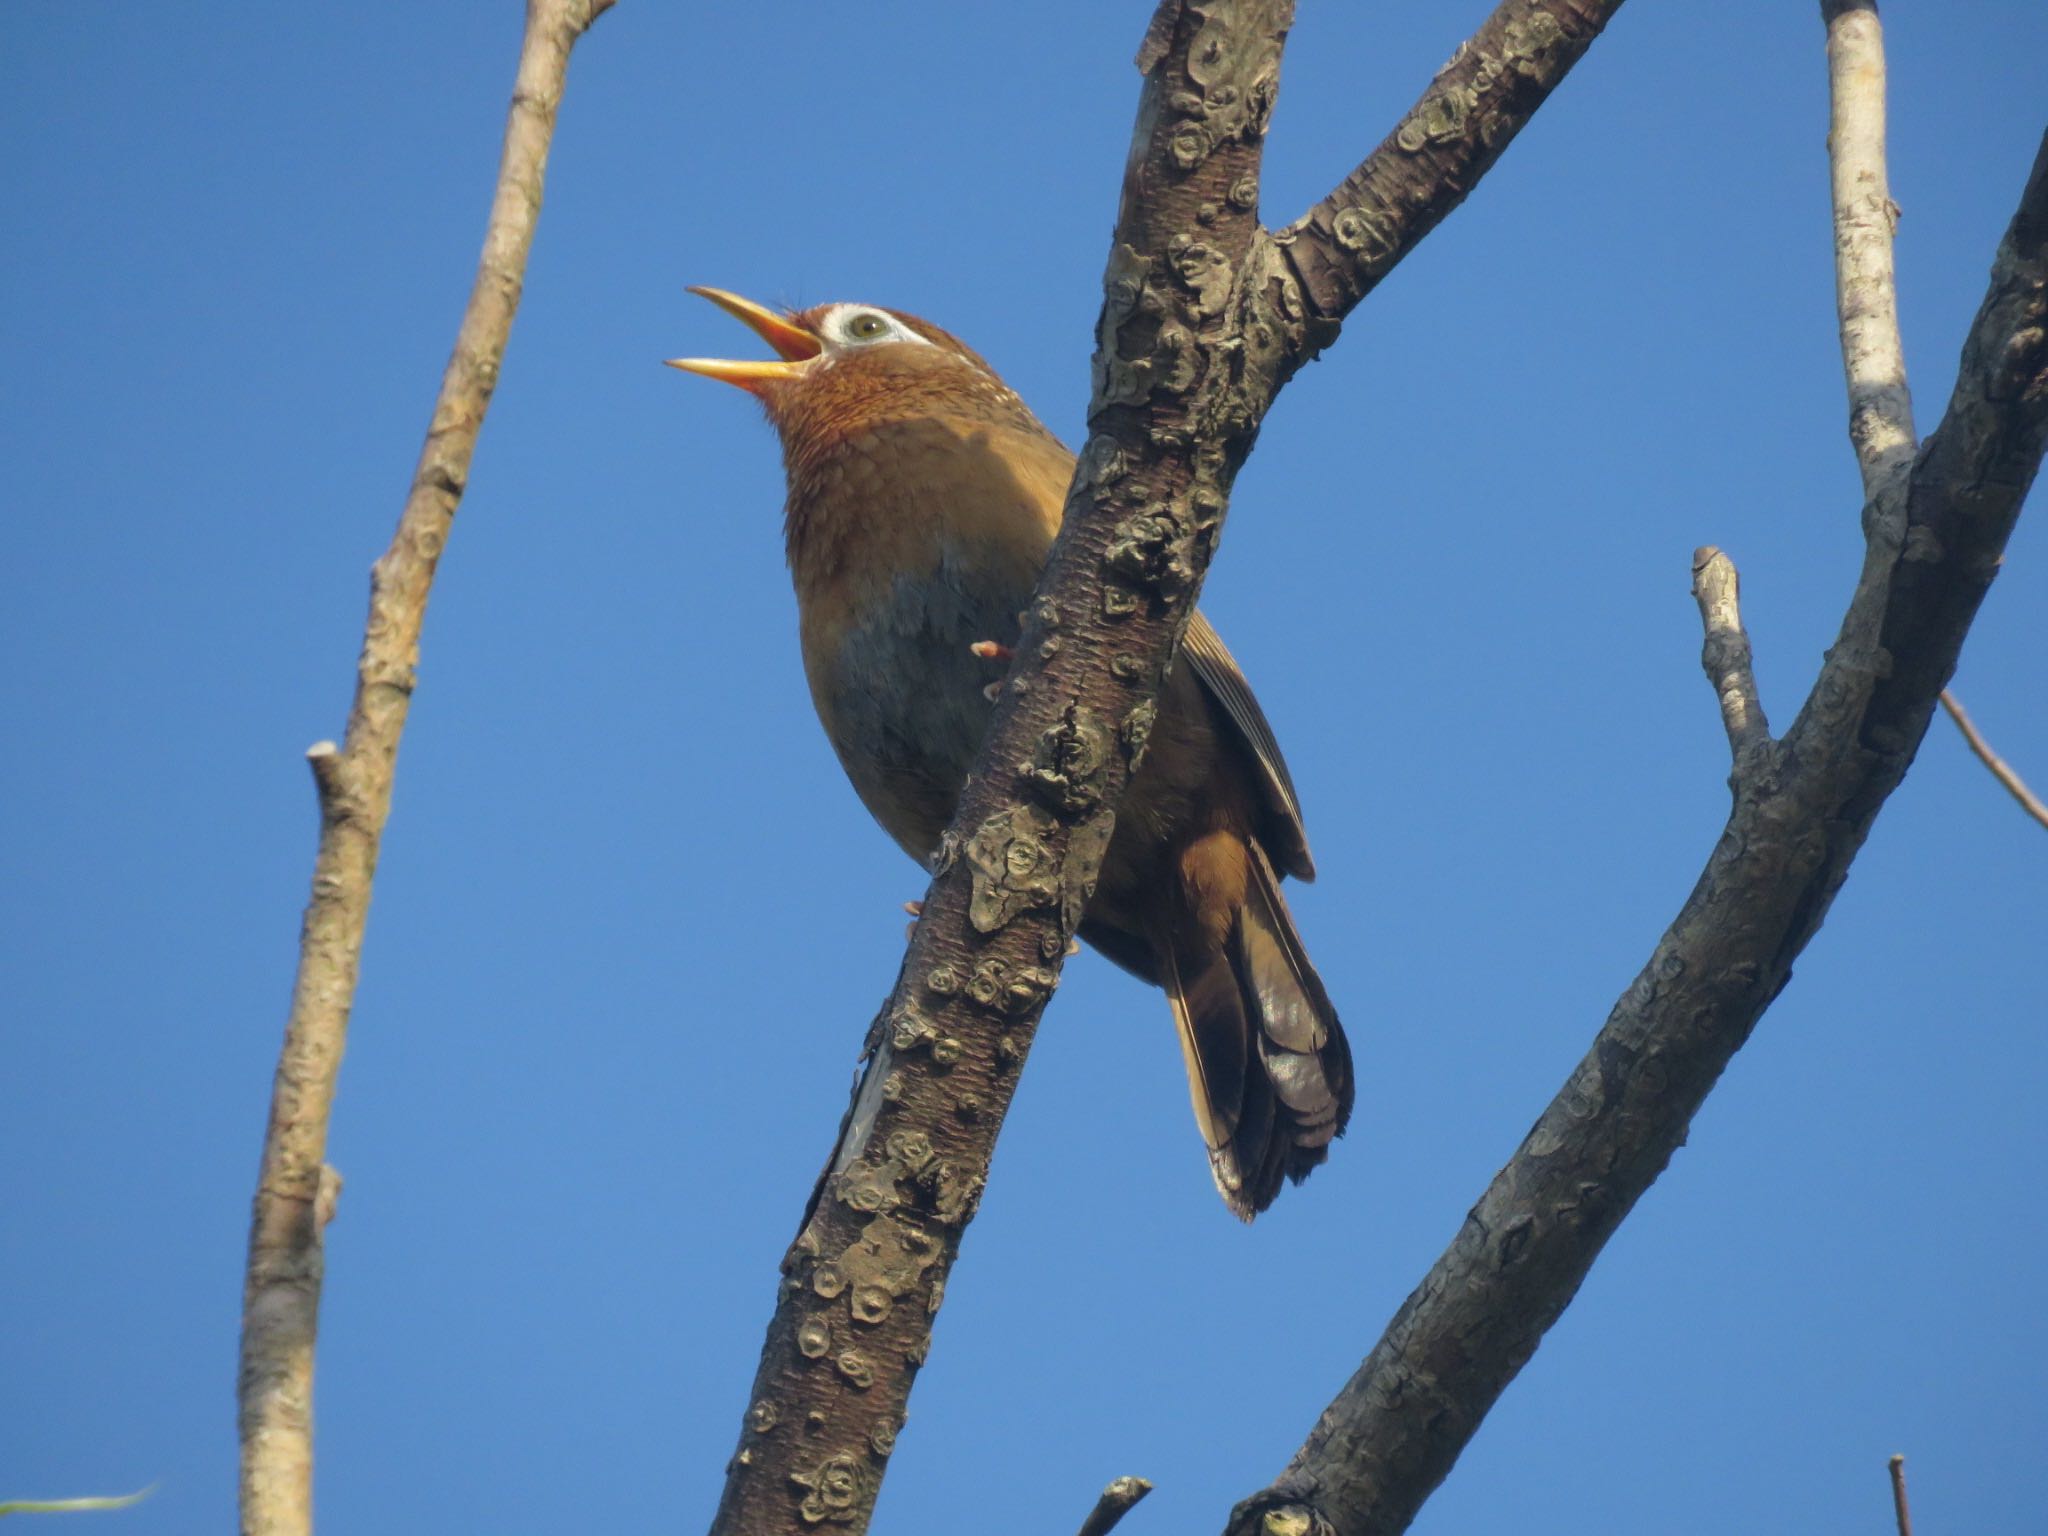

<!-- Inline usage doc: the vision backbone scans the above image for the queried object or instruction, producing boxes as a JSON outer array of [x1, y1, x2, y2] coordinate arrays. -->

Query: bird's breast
[[789, 415, 1066, 861]]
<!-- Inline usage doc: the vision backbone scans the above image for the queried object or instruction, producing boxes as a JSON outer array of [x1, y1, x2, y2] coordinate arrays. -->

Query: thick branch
[[1940, 690, 2048, 830], [235, 5, 614, 1534], [1846, 130, 2048, 769], [1273, 0, 1627, 340], [1221, 119, 2048, 1536], [1824, 1, 1917, 502], [703, 7, 1301, 1530], [710, 5, 1651, 1533]]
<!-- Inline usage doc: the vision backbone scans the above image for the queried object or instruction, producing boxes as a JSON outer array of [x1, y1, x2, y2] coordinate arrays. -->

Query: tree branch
[[1691, 546, 1771, 772], [705, 5, 1297, 1527], [1940, 690, 2048, 830], [1218, 76, 2048, 1536], [1824, 1, 1917, 503], [706, 6, 1637, 1533], [1273, 0, 1628, 339], [235, 5, 615, 1533], [1076, 1477, 1155, 1536]]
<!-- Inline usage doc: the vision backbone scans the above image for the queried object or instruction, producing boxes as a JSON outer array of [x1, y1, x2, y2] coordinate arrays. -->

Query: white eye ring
[[822, 304, 931, 350]]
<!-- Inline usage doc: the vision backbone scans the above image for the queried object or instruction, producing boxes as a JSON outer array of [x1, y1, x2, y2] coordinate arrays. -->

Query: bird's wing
[[1006, 422, 1314, 878], [1181, 613, 1315, 881]]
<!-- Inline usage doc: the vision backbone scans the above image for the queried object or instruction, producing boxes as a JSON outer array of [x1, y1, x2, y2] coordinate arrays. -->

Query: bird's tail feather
[[1166, 840, 1353, 1220]]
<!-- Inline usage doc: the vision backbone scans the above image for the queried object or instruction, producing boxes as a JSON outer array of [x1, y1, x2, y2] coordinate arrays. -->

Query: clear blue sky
[[4, 3, 2043, 1532]]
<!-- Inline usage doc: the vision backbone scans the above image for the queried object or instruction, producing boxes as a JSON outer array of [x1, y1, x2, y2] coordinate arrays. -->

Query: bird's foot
[[971, 641, 1015, 701]]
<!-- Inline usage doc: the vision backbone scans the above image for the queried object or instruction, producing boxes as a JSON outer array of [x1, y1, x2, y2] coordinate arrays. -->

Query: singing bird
[[669, 287, 1353, 1218]]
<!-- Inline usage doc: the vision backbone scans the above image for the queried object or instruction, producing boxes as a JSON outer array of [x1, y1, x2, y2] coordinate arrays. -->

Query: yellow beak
[[666, 286, 821, 389]]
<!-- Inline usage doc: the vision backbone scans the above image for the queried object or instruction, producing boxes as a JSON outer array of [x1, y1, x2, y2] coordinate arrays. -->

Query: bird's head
[[667, 287, 1037, 459]]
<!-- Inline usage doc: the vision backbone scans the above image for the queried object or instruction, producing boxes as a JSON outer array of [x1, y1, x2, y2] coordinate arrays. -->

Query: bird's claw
[[968, 640, 1013, 662]]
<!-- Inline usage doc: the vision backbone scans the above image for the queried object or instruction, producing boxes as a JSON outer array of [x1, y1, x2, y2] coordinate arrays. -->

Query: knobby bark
[[1218, 28, 2047, 1536], [1276, 0, 1627, 334], [704, 3, 1623, 1533], [236, 4, 615, 1534]]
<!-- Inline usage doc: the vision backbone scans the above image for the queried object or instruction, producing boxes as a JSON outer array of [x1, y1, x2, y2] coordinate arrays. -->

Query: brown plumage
[[669, 288, 1353, 1218]]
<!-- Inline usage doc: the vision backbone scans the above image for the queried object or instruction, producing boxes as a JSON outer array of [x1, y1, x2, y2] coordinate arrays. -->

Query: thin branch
[[1273, 0, 1628, 340], [1824, 1, 1917, 503], [1691, 546, 1772, 768], [1220, 117, 2048, 1536], [1888, 1454, 1914, 1536], [1076, 1477, 1155, 1536], [235, 5, 614, 1534], [1940, 690, 2048, 829]]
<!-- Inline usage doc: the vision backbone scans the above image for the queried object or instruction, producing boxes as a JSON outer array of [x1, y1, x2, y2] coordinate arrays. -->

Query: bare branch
[[1847, 128, 2048, 763], [1076, 1477, 1155, 1536], [1691, 546, 1772, 768], [1940, 690, 2048, 830], [1824, 1, 1917, 502], [1888, 1454, 1914, 1536], [1220, 121, 2048, 1536], [1274, 0, 1627, 338], [702, 0, 1664, 1523], [235, 5, 615, 1534]]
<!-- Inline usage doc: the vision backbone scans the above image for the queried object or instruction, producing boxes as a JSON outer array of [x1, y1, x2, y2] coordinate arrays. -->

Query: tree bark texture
[[704, 3, 1624, 1532], [1275, 0, 1627, 333], [236, 4, 615, 1534]]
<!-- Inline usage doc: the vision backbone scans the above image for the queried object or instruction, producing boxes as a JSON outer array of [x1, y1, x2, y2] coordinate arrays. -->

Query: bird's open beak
[[666, 286, 822, 390]]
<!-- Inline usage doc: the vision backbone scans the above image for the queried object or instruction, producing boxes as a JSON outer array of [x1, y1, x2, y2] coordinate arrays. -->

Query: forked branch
[[703, 3, 1626, 1533]]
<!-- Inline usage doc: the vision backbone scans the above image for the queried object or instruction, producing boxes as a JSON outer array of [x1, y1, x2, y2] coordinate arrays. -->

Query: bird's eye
[[845, 312, 890, 341]]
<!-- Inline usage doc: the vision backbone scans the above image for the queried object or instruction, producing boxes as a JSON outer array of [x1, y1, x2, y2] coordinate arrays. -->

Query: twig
[[1823, 1, 1917, 503], [1691, 547, 1772, 769], [1076, 1477, 1155, 1536], [235, 5, 615, 1534], [1888, 1453, 1913, 1536], [1940, 690, 2048, 829]]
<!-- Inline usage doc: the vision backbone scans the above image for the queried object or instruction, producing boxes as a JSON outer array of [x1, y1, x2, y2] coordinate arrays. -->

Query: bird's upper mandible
[[665, 286, 1037, 450]]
